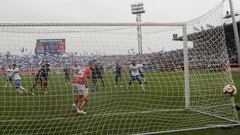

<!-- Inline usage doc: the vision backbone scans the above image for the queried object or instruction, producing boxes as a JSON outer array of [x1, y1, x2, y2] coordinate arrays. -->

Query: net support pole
[[183, 24, 190, 109], [229, 0, 240, 66]]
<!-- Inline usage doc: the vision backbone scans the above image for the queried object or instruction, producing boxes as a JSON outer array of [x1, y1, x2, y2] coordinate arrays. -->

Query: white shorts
[[72, 83, 88, 97]]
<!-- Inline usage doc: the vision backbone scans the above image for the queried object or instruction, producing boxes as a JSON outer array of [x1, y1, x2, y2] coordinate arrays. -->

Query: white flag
[[193, 26, 200, 32]]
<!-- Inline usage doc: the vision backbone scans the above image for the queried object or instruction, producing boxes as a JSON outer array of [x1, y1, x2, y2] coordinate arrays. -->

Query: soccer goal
[[0, 1, 239, 135]]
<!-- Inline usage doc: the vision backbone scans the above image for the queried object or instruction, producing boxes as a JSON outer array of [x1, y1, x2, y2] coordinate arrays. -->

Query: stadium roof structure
[[172, 20, 240, 64], [173, 21, 240, 42]]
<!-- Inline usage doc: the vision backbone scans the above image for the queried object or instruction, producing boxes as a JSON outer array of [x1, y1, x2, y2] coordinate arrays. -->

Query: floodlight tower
[[131, 3, 145, 54]]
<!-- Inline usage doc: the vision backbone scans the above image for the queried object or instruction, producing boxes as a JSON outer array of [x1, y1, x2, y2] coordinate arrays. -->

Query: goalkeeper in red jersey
[[72, 66, 92, 115]]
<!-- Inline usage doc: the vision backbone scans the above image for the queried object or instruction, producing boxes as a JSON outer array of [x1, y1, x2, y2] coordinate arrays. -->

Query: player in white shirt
[[138, 62, 147, 84], [12, 64, 27, 95], [126, 61, 144, 90], [4, 65, 14, 87]]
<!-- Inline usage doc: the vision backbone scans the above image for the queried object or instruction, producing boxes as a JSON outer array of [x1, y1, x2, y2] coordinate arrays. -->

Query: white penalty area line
[[92, 108, 185, 117], [0, 109, 185, 122]]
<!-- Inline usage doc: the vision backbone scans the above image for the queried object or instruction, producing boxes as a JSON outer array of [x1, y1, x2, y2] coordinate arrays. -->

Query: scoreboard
[[35, 39, 66, 54]]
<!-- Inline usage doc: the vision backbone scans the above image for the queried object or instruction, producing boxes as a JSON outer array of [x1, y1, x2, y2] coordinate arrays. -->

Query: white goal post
[[0, 22, 191, 110]]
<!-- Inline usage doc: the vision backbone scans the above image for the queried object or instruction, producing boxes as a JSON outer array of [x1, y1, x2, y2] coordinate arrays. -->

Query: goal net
[[0, 1, 239, 135]]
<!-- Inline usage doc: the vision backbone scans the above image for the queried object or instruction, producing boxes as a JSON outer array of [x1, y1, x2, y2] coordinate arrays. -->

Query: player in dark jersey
[[90, 61, 97, 91], [39, 64, 50, 94], [114, 61, 122, 87], [96, 63, 105, 87], [30, 64, 50, 95], [91, 61, 105, 91], [64, 65, 71, 84], [30, 68, 42, 95]]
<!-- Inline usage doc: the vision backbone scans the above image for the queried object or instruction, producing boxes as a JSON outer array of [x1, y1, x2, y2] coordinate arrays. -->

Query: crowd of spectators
[[0, 53, 95, 75], [0, 45, 238, 75]]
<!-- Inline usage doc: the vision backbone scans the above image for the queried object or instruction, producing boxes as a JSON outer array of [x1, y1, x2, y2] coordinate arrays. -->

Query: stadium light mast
[[229, 0, 240, 66], [131, 3, 145, 54]]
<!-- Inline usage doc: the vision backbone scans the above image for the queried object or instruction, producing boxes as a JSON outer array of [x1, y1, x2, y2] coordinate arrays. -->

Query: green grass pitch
[[0, 72, 239, 135]]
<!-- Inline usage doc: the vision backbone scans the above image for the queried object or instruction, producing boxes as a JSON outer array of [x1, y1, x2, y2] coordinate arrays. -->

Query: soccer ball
[[223, 85, 237, 96]]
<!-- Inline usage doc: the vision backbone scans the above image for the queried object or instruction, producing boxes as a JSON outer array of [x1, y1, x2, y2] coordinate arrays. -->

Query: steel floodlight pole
[[137, 14, 143, 54], [131, 3, 145, 54]]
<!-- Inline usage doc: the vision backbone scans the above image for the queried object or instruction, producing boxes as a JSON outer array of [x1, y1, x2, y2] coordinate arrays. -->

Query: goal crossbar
[[0, 22, 186, 27]]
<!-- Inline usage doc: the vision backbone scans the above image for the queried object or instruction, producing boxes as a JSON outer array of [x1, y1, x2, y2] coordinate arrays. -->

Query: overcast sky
[[0, 0, 239, 23]]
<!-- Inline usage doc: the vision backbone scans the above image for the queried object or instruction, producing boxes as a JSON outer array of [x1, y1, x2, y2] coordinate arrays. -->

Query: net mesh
[[0, 1, 239, 135]]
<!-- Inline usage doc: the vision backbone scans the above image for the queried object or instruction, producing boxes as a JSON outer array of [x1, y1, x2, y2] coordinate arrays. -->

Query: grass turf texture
[[0, 72, 239, 135]]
